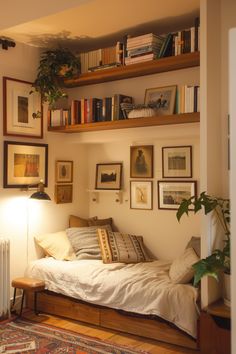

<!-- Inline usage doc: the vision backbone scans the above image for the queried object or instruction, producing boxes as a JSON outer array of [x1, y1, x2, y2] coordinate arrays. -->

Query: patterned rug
[[0, 318, 146, 354]]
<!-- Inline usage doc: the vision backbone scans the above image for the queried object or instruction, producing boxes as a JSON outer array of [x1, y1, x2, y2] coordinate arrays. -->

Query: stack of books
[[125, 33, 166, 65]]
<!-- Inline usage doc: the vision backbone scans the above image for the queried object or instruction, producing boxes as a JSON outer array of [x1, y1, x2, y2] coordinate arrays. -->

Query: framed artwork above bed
[[162, 146, 192, 178], [157, 180, 197, 210], [95, 163, 122, 190], [130, 180, 153, 210]]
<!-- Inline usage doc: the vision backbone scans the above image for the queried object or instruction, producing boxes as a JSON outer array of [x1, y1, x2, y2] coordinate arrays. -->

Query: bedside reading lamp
[[29, 180, 51, 201]]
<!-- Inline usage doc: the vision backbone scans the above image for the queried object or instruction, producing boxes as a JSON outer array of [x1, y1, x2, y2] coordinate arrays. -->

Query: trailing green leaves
[[31, 48, 80, 108]]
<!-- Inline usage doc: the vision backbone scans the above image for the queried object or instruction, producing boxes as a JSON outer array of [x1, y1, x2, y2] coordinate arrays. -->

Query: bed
[[25, 217, 200, 349]]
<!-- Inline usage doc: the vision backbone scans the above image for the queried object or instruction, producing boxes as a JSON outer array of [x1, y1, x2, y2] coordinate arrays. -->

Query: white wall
[[0, 42, 89, 284]]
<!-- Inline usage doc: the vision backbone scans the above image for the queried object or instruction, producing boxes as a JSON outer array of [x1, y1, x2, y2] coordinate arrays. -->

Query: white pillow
[[169, 247, 199, 284], [35, 231, 76, 261]]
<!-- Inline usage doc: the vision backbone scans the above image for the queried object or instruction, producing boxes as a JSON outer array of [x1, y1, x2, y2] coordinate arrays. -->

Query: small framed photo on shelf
[[55, 160, 73, 183], [130, 181, 153, 210], [3, 77, 43, 138], [157, 180, 197, 210], [144, 85, 176, 115], [130, 145, 153, 178], [55, 184, 73, 204], [3, 141, 48, 188], [95, 163, 122, 190], [162, 146, 192, 178]]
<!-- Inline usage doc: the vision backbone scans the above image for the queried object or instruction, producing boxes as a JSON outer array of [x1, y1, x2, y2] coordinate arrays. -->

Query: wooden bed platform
[[26, 290, 198, 350]]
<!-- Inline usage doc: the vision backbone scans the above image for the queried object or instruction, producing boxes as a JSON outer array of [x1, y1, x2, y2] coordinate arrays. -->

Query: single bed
[[26, 257, 199, 348], [26, 218, 200, 349]]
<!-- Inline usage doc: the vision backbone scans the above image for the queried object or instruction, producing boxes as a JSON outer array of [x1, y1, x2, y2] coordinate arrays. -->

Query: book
[[113, 94, 133, 120], [158, 33, 173, 58]]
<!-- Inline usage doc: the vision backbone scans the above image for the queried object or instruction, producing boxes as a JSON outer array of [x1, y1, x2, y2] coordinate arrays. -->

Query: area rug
[[0, 318, 146, 353]]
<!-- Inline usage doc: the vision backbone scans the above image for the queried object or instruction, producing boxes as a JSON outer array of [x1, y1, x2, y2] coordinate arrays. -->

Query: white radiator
[[0, 238, 10, 319]]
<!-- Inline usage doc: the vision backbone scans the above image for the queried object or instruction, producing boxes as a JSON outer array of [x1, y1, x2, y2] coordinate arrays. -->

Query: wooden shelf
[[205, 299, 231, 319], [48, 112, 200, 133], [64, 52, 200, 87]]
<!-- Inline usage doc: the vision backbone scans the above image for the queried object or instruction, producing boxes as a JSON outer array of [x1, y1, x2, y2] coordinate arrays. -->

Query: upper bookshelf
[[48, 112, 200, 133], [64, 52, 200, 88]]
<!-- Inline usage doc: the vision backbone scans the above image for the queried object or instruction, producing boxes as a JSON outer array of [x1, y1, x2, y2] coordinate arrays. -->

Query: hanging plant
[[31, 48, 80, 108]]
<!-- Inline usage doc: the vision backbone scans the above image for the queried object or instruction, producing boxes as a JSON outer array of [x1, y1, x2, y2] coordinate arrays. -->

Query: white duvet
[[26, 258, 199, 338]]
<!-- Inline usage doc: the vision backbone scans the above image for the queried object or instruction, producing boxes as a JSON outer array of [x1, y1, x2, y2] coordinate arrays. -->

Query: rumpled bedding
[[26, 258, 199, 337]]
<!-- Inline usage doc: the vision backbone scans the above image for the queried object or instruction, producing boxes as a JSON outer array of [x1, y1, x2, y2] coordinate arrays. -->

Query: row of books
[[80, 42, 123, 73], [77, 18, 200, 72], [176, 85, 200, 114], [48, 94, 133, 127]]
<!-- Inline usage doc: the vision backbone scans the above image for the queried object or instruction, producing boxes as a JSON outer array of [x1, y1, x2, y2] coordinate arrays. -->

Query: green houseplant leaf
[[176, 192, 230, 286]]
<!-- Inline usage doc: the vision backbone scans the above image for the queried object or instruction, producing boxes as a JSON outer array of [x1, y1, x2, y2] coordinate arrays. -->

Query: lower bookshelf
[[48, 112, 200, 133]]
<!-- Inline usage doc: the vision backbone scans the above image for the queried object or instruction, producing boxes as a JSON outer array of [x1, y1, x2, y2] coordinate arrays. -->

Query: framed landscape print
[[158, 180, 197, 210], [130, 145, 153, 178], [4, 141, 48, 188], [144, 85, 176, 115], [55, 184, 73, 204], [162, 146, 192, 178], [3, 77, 43, 138], [55, 160, 73, 183], [130, 181, 153, 210], [95, 163, 122, 190]]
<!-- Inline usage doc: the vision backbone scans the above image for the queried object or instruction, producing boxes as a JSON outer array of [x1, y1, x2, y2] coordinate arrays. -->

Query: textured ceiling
[[0, 0, 200, 50]]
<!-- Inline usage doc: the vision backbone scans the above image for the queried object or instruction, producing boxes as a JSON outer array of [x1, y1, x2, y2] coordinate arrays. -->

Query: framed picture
[[55, 184, 73, 204], [4, 141, 48, 188], [55, 160, 73, 183], [162, 146, 192, 178], [157, 180, 197, 210], [144, 85, 176, 115], [95, 163, 122, 190], [130, 145, 153, 178], [3, 77, 43, 138], [130, 181, 153, 210]]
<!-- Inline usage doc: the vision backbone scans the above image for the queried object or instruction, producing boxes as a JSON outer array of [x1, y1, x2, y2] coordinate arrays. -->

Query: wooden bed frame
[[26, 290, 198, 350]]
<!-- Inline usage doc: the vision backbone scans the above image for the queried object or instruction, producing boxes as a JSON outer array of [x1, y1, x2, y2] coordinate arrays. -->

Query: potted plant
[[176, 192, 230, 304], [31, 47, 80, 109]]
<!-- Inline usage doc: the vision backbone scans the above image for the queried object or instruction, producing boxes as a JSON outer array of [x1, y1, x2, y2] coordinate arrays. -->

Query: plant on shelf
[[31, 47, 80, 108], [177, 192, 230, 287]]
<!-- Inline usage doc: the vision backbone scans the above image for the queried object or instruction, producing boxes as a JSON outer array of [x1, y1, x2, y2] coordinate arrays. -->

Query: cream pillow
[[35, 231, 76, 261], [169, 247, 199, 284]]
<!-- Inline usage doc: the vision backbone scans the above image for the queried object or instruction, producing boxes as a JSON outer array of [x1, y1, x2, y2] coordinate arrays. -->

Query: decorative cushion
[[97, 229, 150, 264], [169, 247, 200, 284], [35, 231, 76, 261], [66, 225, 112, 260], [69, 215, 97, 228], [88, 217, 113, 229], [185, 236, 201, 257]]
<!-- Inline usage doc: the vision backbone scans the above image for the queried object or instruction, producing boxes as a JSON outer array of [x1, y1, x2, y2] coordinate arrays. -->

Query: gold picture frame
[[55, 160, 73, 183], [55, 184, 73, 204], [130, 145, 153, 178], [144, 85, 177, 115]]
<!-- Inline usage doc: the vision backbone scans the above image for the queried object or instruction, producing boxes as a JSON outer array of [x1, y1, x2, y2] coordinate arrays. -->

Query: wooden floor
[[22, 310, 199, 354]]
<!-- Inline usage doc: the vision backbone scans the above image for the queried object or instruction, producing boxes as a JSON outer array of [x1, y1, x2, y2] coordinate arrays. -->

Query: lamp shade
[[30, 181, 51, 201]]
